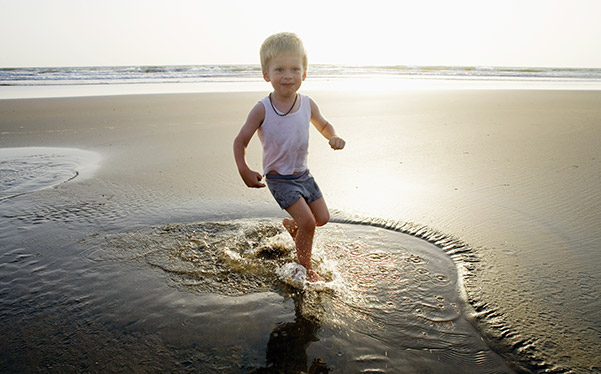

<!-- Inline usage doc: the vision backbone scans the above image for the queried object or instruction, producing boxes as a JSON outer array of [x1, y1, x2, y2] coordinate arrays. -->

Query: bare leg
[[285, 198, 321, 282], [282, 217, 298, 240], [284, 197, 330, 282]]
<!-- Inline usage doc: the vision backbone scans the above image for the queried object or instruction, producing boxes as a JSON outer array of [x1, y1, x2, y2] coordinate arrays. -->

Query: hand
[[240, 168, 266, 188], [329, 136, 346, 150]]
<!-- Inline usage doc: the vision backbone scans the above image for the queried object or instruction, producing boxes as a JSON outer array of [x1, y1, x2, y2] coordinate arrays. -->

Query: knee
[[315, 211, 330, 227], [297, 214, 317, 232]]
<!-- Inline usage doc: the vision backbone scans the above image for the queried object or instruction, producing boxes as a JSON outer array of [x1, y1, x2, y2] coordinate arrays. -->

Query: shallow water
[[0, 171, 511, 373], [0, 147, 100, 201]]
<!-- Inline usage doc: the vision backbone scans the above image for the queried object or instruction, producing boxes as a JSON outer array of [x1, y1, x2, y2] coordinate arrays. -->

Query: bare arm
[[233, 102, 266, 188], [310, 98, 345, 150]]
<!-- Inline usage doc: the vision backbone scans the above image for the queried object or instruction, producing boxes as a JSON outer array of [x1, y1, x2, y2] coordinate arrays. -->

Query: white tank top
[[258, 94, 311, 175]]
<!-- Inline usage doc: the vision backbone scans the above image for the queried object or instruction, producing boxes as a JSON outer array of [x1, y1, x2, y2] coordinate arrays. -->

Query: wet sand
[[1, 90, 601, 372]]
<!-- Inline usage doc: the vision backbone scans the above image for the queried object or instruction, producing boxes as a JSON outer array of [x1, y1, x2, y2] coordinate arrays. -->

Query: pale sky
[[1, 0, 600, 68]]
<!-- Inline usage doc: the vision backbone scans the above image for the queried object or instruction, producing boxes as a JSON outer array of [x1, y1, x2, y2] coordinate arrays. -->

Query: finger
[[255, 174, 266, 188]]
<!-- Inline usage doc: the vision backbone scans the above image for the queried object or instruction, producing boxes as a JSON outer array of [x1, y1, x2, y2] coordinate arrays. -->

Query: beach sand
[[1, 90, 600, 372]]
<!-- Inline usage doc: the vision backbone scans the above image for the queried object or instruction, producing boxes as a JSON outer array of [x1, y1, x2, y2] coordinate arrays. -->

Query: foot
[[282, 218, 298, 240], [306, 268, 324, 283]]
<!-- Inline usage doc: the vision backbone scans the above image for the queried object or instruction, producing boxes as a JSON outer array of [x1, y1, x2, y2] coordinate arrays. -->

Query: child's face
[[263, 54, 306, 98]]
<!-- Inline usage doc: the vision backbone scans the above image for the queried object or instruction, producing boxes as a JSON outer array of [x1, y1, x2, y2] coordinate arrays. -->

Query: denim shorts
[[265, 170, 323, 210]]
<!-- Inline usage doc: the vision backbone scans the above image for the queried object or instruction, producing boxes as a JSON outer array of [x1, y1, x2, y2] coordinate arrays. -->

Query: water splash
[[86, 217, 514, 372]]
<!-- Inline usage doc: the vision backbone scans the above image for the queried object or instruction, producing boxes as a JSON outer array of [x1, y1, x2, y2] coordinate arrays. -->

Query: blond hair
[[260, 32, 308, 72]]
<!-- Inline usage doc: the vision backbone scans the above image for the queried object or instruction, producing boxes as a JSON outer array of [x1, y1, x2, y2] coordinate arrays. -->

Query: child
[[233, 32, 345, 282]]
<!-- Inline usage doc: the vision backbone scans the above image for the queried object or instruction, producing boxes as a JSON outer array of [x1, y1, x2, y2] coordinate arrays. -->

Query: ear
[[302, 70, 307, 81], [263, 70, 271, 82]]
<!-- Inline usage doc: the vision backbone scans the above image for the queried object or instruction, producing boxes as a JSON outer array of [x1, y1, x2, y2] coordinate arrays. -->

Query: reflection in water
[[252, 293, 331, 374]]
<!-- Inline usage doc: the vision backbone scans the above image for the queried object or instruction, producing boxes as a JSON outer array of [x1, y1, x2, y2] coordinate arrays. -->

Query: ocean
[[1, 64, 601, 98]]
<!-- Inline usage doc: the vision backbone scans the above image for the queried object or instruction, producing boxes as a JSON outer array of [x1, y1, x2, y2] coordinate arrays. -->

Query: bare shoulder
[[248, 101, 266, 122], [235, 101, 266, 144], [243, 101, 265, 130], [308, 97, 322, 117], [308, 97, 327, 123]]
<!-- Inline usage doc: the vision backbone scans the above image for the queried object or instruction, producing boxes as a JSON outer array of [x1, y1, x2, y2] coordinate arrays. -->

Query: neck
[[271, 91, 297, 102]]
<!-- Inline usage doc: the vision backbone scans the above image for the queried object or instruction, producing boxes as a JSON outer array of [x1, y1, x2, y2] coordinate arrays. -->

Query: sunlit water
[[85, 218, 511, 372]]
